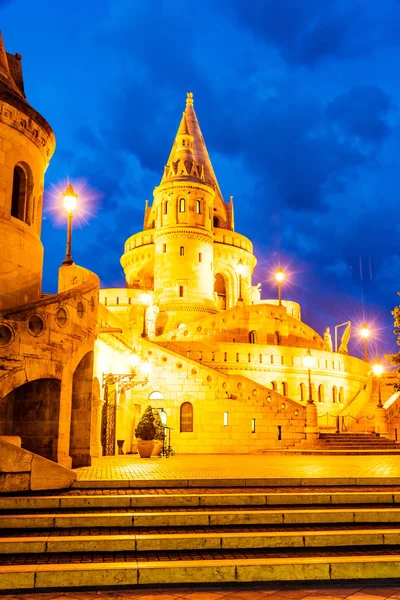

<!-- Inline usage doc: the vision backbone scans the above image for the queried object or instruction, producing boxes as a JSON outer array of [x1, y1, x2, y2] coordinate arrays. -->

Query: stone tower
[[0, 32, 55, 310], [122, 92, 239, 330]]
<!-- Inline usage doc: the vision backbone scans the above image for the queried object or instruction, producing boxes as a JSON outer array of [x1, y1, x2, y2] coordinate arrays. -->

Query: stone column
[[305, 401, 319, 441]]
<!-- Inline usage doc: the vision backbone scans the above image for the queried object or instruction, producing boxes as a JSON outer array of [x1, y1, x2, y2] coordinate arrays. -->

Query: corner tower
[[0, 32, 55, 309]]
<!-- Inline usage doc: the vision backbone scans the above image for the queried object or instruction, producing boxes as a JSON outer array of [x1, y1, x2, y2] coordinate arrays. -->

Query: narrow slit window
[[179, 285, 184, 297], [196, 199, 201, 214], [164, 201, 168, 214], [224, 412, 229, 426], [198, 252, 202, 262], [180, 246, 184, 256], [162, 243, 166, 253], [251, 419, 256, 434], [179, 198, 185, 212]]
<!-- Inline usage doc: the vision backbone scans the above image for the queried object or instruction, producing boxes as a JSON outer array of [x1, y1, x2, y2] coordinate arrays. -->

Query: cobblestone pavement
[[75, 454, 400, 481], [3, 582, 400, 599]]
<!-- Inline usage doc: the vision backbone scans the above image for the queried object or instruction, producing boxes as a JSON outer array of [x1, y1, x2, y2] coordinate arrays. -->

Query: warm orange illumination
[[129, 348, 140, 368], [141, 360, 152, 377], [304, 348, 314, 369], [236, 258, 245, 275], [63, 182, 78, 213], [141, 292, 151, 306], [372, 362, 384, 377], [360, 323, 370, 339], [275, 267, 285, 283]]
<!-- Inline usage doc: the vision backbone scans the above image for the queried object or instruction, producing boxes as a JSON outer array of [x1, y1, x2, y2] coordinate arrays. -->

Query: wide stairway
[[318, 433, 400, 451], [3, 485, 400, 590]]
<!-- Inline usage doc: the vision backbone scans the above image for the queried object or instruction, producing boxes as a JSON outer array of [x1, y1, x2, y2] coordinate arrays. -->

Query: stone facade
[[0, 36, 396, 474]]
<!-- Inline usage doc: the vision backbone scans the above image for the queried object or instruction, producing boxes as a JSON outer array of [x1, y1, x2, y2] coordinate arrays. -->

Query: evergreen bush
[[135, 405, 155, 440], [153, 410, 165, 441]]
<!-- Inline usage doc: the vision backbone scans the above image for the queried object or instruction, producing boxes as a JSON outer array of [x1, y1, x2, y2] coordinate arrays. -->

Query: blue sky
[[1, 0, 399, 359]]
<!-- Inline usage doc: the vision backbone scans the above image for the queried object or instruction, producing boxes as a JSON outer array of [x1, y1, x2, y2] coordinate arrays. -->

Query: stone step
[[1, 491, 400, 510], [3, 550, 400, 590], [2, 527, 400, 554], [3, 506, 400, 529]]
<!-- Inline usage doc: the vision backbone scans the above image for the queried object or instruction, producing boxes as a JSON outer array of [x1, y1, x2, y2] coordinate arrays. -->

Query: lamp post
[[304, 348, 314, 404], [236, 259, 245, 302], [101, 349, 151, 456], [140, 292, 151, 338], [360, 323, 370, 362], [62, 182, 78, 266], [275, 267, 285, 306], [372, 361, 384, 408]]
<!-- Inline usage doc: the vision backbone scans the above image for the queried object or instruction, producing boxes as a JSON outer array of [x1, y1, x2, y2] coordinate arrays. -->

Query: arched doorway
[[214, 273, 227, 309], [1, 378, 61, 461], [70, 351, 94, 467]]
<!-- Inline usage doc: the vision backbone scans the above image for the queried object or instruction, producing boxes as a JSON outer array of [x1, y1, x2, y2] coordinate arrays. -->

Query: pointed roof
[[161, 92, 224, 205], [0, 32, 23, 96]]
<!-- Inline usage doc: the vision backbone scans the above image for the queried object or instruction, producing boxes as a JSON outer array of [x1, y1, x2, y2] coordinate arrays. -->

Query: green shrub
[[153, 410, 165, 441], [135, 405, 155, 440]]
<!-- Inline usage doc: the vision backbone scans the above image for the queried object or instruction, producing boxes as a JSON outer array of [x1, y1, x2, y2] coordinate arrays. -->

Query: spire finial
[[186, 91, 194, 107]]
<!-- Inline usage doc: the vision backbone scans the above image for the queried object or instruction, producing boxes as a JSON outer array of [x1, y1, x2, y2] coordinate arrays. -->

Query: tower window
[[251, 419, 256, 434], [11, 163, 32, 224], [213, 216, 219, 227], [162, 243, 166, 253], [224, 412, 229, 426], [196, 199, 201, 214], [179, 198, 185, 212], [199, 252, 202, 262], [164, 201, 168, 214], [179, 285, 184, 297], [180, 246, 184, 256]]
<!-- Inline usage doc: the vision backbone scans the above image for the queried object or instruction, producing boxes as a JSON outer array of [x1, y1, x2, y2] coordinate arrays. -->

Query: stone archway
[[1, 378, 61, 461], [69, 351, 94, 467], [214, 273, 227, 310]]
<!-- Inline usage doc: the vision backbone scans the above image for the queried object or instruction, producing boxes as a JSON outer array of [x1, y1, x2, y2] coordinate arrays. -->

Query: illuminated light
[[177, 323, 186, 329], [129, 348, 140, 368], [372, 362, 384, 377], [141, 292, 151, 306], [63, 182, 78, 213], [360, 323, 370, 339], [141, 360, 152, 376], [275, 267, 285, 283], [236, 258, 245, 275], [304, 348, 314, 369]]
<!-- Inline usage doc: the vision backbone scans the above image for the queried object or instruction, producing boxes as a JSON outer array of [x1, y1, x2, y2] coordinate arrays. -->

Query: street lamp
[[360, 323, 370, 362], [304, 348, 315, 404], [140, 292, 151, 338], [236, 259, 245, 302], [62, 182, 78, 266], [372, 361, 384, 408], [275, 267, 285, 306]]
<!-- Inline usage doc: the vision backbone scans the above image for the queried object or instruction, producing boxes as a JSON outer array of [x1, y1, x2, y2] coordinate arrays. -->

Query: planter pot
[[152, 440, 163, 456], [137, 439, 155, 458]]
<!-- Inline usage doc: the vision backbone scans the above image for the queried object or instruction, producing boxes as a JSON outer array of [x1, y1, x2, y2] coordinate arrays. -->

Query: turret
[[0, 32, 55, 309]]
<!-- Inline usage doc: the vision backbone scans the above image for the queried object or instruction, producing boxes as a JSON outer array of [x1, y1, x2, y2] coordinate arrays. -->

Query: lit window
[[180, 246, 184, 256], [224, 412, 229, 426], [251, 419, 256, 433], [179, 198, 185, 212], [196, 199, 201, 214]]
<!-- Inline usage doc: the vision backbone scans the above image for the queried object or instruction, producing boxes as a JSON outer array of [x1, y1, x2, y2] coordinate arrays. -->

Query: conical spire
[[0, 32, 23, 96], [161, 92, 224, 206]]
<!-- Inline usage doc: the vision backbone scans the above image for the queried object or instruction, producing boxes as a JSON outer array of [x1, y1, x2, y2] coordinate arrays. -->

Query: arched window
[[300, 382, 306, 402], [274, 331, 281, 345], [179, 198, 185, 212], [213, 216, 219, 227], [270, 381, 277, 392], [149, 391, 164, 401], [11, 163, 32, 224], [180, 402, 193, 432], [282, 382, 288, 396], [214, 273, 227, 310], [196, 199, 201, 214], [332, 386, 337, 403], [249, 330, 257, 344], [339, 386, 344, 403], [318, 384, 324, 403]]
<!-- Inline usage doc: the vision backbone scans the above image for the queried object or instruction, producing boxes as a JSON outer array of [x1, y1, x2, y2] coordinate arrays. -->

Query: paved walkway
[[75, 454, 400, 482], [5, 582, 400, 599]]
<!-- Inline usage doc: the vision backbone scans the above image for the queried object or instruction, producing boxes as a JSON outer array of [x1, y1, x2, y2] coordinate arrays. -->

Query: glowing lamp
[[304, 348, 314, 369], [372, 362, 383, 377], [360, 323, 370, 339], [141, 360, 152, 377], [275, 267, 285, 283], [236, 258, 245, 275], [141, 292, 151, 306], [129, 348, 140, 368], [63, 182, 78, 213]]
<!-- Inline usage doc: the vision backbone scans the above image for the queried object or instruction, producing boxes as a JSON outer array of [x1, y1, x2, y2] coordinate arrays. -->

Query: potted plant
[[152, 410, 165, 456], [135, 405, 156, 458]]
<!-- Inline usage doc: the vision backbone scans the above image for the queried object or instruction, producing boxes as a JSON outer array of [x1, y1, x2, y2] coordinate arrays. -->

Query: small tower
[[148, 92, 229, 328], [0, 32, 55, 309]]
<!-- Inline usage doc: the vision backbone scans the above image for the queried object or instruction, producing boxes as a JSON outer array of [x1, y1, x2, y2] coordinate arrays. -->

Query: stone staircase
[[288, 433, 400, 454], [3, 485, 400, 590]]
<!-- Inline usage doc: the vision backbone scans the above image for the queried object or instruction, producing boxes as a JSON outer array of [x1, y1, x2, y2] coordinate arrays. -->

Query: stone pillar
[[375, 406, 389, 438], [305, 401, 319, 441]]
